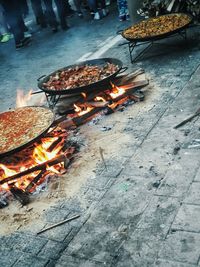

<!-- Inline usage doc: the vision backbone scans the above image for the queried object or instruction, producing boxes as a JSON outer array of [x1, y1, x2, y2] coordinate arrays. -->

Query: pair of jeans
[[88, 0, 106, 12], [1, 0, 25, 45], [31, 0, 58, 27], [117, 0, 128, 16], [54, 0, 68, 28]]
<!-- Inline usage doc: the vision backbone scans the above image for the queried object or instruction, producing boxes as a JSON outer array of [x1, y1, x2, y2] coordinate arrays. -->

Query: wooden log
[[25, 170, 46, 193], [10, 186, 30, 205], [0, 154, 67, 185]]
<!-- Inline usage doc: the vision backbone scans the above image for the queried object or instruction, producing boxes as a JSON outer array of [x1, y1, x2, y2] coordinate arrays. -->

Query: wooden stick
[[37, 214, 80, 235], [0, 154, 66, 185]]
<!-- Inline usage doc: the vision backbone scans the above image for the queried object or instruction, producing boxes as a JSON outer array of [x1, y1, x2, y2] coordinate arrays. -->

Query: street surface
[[0, 3, 200, 267]]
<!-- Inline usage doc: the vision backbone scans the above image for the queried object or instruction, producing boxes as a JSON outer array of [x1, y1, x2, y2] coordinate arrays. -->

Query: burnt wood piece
[[47, 137, 63, 152], [72, 107, 104, 126], [25, 170, 46, 193], [10, 186, 30, 205], [116, 69, 145, 85], [0, 154, 67, 186]]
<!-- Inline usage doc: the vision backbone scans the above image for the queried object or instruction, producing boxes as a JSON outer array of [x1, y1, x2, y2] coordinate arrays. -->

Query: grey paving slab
[[172, 204, 200, 233], [156, 151, 200, 198], [154, 259, 196, 267], [137, 196, 180, 237], [194, 167, 200, 182], [37, 240, 65, 260], [0, 248, 19, 267], [62, 177, 155, 263], [158, 231, 200, 265], [55, 255, 108, 267], [183, 182, 200, 205], [117, 228, 164, 260], [13, 253, 48, 267]]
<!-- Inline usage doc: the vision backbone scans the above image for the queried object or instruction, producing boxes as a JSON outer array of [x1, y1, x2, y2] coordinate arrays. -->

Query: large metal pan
[[121, 13, 192, 43], [0, 106, 54, 159], [37, 58, 126, 95]]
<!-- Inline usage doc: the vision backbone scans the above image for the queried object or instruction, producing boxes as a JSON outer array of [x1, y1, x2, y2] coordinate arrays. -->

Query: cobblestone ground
[[0, 5, 200, 267]]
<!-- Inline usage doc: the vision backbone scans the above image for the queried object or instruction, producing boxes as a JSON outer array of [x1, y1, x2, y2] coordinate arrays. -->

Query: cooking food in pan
[[0, 106, 54, 155], [122, 13, 191, 41], [42, 63, 119, 91]]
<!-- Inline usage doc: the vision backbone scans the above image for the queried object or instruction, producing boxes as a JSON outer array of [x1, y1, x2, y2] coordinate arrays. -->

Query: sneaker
[[102, 8, 109, 17], [119, 14, 126, 21], [0, 33, 12, 43], [94, 12, 100, 20], [78, 12, 83, 18], [61, 24, 70, 31], [52, 26, 58, 33], [125, 14, 130, 21], [16, 37, 31, 50], [24, 31, 32, 38]]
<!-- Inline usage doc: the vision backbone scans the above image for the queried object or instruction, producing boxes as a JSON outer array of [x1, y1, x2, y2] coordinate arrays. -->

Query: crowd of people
[[0, 0, 129, 50]]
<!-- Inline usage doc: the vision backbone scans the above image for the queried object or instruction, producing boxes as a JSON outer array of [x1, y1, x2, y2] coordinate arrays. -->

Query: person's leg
[[54, 0, 69, 30], [87, 0, 98, 12], [2, 0, 31, 48], [30, 0, 47, 27], [43, 0, 58, 31], [20, 0, 29, 18], [0, 4, 9, 35], [73, 0, 83, 15]]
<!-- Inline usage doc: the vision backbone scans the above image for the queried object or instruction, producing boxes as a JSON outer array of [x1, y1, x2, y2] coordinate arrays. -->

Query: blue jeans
[[117, 0, 128, 16]]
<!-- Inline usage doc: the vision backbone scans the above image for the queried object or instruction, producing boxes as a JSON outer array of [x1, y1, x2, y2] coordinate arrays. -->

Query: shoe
[[16, 37, 31, 50], [61, 24, 69, 31], [125, 14, 130, 21], [102, 8, 109, 17], [24, 31, 32, 38], [119, 14, 126, 21], [0, 33, 12, 43], [94, 12, 100, 20], [78, 12, 83, 18], [52, 26, 58, 33]]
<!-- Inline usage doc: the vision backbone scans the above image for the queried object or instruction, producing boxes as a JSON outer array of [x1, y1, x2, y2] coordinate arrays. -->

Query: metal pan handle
[[116, 30, 123, 35], [118, 67, 128, 74], [37, 75, 47, 82]]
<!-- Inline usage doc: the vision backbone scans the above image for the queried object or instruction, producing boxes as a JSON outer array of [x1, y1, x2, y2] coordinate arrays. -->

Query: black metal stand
[[120, 29, 187, 63], [45, 93, 61, 109]]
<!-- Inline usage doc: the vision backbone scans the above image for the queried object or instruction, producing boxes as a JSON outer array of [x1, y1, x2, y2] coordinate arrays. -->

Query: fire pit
[[0, 64, 149, 208]]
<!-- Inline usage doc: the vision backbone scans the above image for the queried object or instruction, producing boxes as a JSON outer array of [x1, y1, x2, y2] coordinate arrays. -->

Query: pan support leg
[[45, 93, 61, 109], [128, 41, 154, 63]]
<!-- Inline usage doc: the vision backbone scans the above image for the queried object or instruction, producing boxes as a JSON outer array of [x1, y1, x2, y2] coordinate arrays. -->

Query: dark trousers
[[88, 0, 106, 12], [1, 0, 25, 45], [54, 0, 68, 28], [31, 0, 58, 27]]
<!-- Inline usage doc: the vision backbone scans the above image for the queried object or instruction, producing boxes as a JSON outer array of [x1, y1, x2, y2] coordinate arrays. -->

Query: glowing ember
[[81, 92, 87, 99], [94, 96, 107, 102], [109, 85, 125, 99], [74, 104, 93, 116]]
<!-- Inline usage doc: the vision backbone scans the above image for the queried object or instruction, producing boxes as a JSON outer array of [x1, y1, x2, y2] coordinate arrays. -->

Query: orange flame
[[0, 134, 66, 192], [16, 89, 46, 108], [109, 83, 125, 99], [74, 103, 93, 116], [94, 96, 107, 102]]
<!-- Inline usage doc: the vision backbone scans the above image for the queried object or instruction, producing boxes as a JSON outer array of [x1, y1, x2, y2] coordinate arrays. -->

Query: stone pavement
[[0, 5, 200, 267]]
